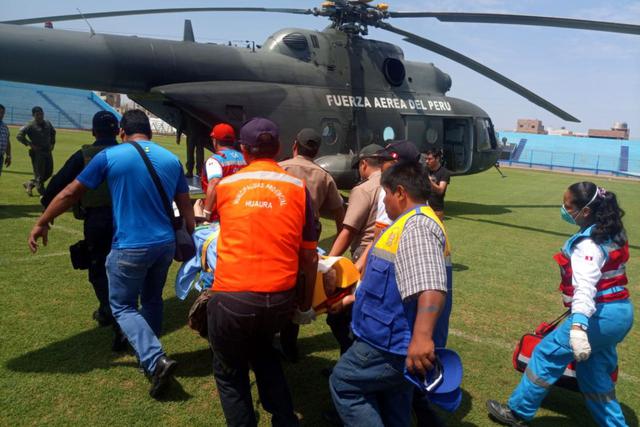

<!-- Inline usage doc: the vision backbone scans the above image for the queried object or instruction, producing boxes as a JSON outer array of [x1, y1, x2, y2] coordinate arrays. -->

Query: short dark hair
[[120, 109, 152, 138], [0, 104, 5, 111], [296, 141, 319, 158], [381, 161, 430, 202], [362, 157, 381, 167], [425, 149, 443, 159], [243, 134, 279, 159], [32, 106, 43, 115]]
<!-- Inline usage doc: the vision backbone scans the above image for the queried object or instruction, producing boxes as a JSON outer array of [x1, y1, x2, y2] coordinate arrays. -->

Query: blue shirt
[[78, 140, 189, 249]]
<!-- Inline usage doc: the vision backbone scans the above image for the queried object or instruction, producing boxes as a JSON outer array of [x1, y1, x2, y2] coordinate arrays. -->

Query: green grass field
[[0, 128, 638, 426]]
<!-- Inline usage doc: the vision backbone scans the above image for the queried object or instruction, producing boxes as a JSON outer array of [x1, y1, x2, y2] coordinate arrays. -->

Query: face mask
[[560, 205, 577, 225], [561, 189, 598, 226]]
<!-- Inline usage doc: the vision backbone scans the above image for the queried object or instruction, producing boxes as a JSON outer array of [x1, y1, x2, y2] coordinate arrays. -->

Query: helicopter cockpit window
[[282, 33, 309, 51], [382, 58, 406, 87], [477, 118, 497, 152], [322, 121, 339, 146], [383, 126, 395, 141]]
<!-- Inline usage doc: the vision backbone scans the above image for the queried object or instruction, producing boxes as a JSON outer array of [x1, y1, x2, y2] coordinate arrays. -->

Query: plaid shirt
[[395, 214, 447, 300], [0, 121, 9, 155]]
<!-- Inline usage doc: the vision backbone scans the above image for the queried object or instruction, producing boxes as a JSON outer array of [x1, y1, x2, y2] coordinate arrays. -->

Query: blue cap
[[239, 117, 279, 147], [404, 348, 463, 412]]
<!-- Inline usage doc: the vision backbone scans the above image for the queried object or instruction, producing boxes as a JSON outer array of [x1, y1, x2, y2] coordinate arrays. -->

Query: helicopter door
[[442, 118, 472, 173]]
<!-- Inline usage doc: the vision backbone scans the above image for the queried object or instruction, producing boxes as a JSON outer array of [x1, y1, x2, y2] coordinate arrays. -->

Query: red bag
[[512, 311, 618, 392]]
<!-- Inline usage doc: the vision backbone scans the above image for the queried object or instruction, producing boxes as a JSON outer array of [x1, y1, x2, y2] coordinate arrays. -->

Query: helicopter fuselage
[[0, 23, 499, 187]]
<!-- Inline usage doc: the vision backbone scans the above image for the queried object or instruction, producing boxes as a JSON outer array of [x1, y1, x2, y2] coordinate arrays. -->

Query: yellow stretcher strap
[[200, 229, 220, 272]]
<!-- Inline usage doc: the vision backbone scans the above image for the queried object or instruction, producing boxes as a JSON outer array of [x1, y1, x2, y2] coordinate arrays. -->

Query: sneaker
[[149, 355, 178, 398], [23, 182, 33, 197], [487, 400, 527, 426]]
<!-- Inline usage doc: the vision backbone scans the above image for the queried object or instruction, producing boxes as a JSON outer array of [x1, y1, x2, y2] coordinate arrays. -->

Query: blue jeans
[[330, 339, 413, 427], [106, 242, 175, 373]]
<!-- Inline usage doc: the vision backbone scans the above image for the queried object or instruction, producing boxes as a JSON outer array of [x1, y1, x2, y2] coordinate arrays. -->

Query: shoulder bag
[[128, 141, 196, 262]]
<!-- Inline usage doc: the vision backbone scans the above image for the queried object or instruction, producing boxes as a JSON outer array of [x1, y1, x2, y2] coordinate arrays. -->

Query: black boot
[[111, 326, 129, 352], [149, 355, 178, 398], [93, 308, 114, 327]]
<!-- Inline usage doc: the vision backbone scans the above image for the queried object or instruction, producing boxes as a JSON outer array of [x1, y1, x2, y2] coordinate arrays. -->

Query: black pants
[[84, 211, 114, 320], [185, 135, 204, 177], [326, 307, 353, 355], [207, 290, 299, 427]]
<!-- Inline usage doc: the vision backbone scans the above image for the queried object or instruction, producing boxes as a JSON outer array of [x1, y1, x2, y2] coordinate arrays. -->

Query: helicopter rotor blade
[[388, 12, 640, 36], [378, 22, 580, 122], [1, 7, 314, 25]]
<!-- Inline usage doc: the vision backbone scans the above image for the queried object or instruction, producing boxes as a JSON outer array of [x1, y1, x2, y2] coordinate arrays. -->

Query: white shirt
[[375, 188, 391, 228], [204, 156, 224, 180], [570, 238, 606, 319]]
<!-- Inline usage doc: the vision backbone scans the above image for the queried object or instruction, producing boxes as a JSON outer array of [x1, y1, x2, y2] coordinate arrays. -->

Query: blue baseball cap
[[404, 348, 463, 412]]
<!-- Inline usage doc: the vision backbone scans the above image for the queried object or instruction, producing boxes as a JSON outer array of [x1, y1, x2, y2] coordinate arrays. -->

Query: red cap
[[210, 123, 236, 143]]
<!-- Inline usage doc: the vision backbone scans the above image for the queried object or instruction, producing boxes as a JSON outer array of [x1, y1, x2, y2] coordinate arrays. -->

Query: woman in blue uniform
[[487, 181, 633, 426]]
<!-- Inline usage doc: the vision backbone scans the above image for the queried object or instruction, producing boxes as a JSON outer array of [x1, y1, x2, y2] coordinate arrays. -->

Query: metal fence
[[2, 105, 94, 129], [503, 148, 640, 179], [3, 106, 177, 135]]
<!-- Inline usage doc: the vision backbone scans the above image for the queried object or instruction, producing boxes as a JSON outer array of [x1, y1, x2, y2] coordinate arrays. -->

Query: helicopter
[[1, 1, 639, 188]]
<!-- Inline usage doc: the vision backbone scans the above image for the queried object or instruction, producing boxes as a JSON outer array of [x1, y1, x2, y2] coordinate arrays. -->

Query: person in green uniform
[[16, 106, 56, 196]]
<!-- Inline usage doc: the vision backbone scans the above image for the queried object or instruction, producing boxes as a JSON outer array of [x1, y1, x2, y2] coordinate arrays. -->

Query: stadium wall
[[0, 80, 120, 130], [499, 131, 640, 178]]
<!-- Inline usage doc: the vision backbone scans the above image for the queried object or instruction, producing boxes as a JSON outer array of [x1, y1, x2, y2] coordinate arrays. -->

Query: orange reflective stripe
[[221, 170, 303, 187]]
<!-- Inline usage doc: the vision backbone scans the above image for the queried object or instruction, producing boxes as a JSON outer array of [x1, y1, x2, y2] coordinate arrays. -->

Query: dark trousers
[[28, 148, 53, 194], [185, 135, 204, 177], [84, 213, 114, 320], [207, 290, 299, 427], [326, 307, 354, 355]]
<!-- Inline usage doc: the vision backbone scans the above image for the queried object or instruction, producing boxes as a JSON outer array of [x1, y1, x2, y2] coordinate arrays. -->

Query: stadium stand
[[499, 131, 640, 178], [0, 80, 120, 129]]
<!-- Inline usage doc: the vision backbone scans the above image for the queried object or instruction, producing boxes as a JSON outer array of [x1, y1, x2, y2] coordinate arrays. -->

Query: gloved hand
[[569, 328, 591, 361], [292, 308, 316, 325]]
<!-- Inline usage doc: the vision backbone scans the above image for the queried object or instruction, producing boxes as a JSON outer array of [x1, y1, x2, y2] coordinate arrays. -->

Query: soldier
[[41, 111, 125, 350], [16, 106, 56, 196], [0, 104, 11, 177]]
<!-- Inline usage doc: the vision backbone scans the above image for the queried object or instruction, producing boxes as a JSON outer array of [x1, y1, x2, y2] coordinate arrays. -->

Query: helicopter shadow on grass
[[446, 202, 559, 217], [0, 203, 44, 219], [450, 214, 640, 251], [6, 295, 193, 375]]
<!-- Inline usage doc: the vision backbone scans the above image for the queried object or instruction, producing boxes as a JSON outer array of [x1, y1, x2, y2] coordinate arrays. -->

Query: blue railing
[[1, 105, 97, 129], [503, 148, 640, 178]]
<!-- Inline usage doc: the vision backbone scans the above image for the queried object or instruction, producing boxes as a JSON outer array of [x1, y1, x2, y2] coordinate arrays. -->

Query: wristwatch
[[572, 323, 588, 331]]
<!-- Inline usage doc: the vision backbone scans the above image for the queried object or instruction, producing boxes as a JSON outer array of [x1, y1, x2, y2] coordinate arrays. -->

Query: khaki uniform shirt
[[279, 155, 343, 220], [16, 120, 56, 150], [343, 170, 381, 255]]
